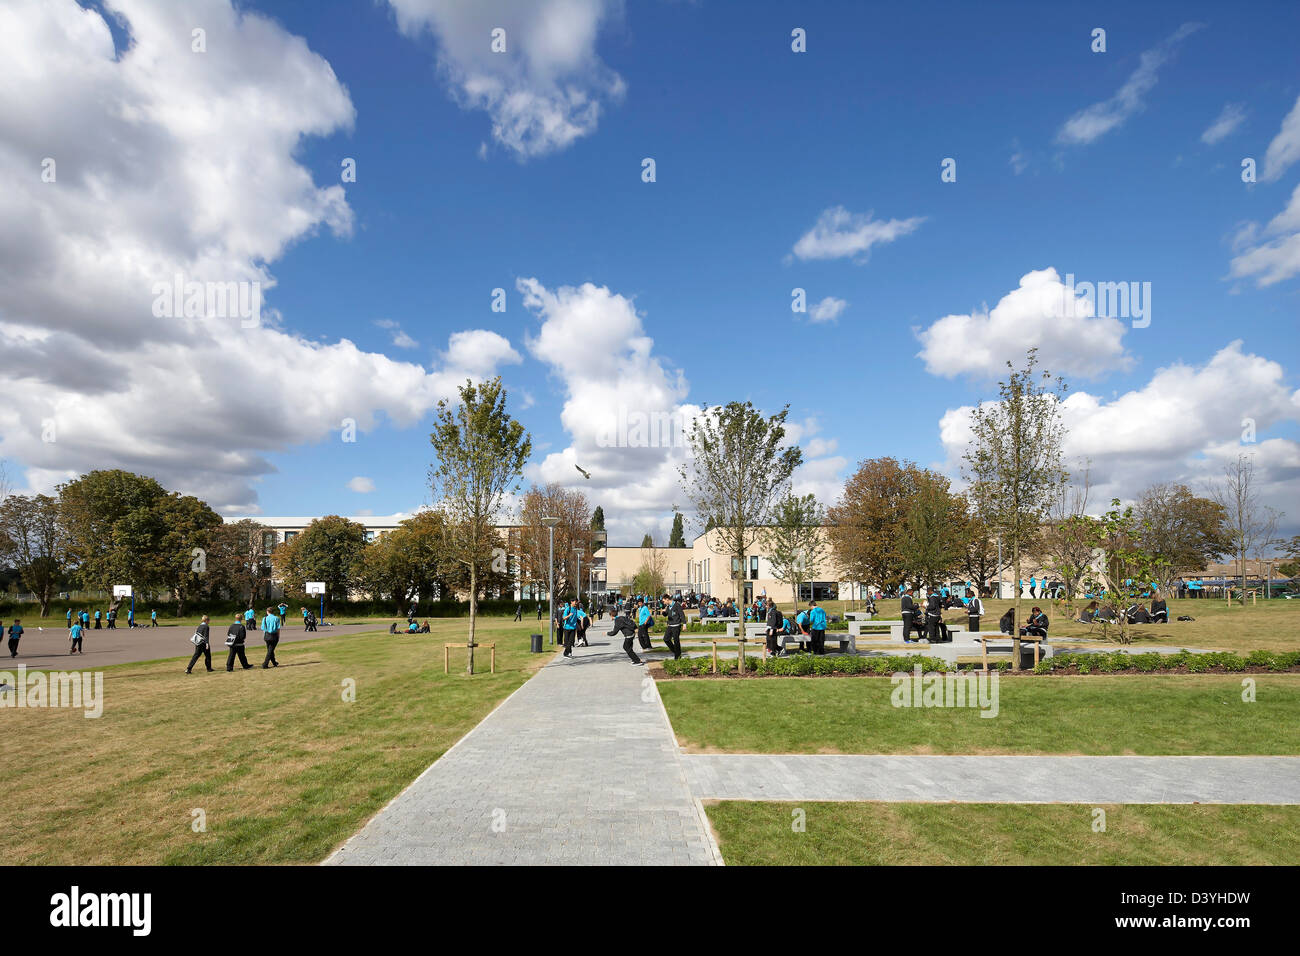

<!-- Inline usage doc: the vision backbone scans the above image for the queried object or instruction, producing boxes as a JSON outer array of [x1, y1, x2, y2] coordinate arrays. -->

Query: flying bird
[[575, 464, 591, 480]]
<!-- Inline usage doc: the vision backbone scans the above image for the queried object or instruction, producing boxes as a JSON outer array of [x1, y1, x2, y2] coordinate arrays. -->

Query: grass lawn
[[809, 596, 1300, 653], [659, 674, 1300, 755], [0, 618, 551, 864], [705, 801, 1300, 865]]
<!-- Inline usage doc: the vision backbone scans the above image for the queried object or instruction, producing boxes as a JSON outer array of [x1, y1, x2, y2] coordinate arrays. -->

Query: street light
[[542, 516, 560, 645], [574, 548, 584, 612]]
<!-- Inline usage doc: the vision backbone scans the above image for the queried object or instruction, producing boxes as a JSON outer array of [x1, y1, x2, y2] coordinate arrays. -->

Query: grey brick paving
[[682, 754, 1300, 804], [326, 640, 721, 865]]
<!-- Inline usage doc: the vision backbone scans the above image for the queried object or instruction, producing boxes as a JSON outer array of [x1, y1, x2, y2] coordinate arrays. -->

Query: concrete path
[[682, 754, 1300, 804], [326, 638, 721, 865]]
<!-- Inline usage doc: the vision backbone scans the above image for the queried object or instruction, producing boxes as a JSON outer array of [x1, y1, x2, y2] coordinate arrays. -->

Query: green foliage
[[668, 512, 686, 548]]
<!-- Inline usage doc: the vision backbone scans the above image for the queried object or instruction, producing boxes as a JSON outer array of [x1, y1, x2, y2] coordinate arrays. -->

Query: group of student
[[760, 599, 829, 656], [603, 594, 687, 665], [1076, 598, 1168, 625], [899, 587, 987, 643], [186, 605, 289, 673]]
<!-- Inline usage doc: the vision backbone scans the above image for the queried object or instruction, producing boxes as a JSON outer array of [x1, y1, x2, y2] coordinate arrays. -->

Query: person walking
[[187, 615, 214, 673], [244, 606, 257, 632], [575, 602, 591, 647], [764, 598, 784, 656], [225, 614, 253, 671], [808, 600, 828, 655], [261, 606, 281, 668], [7, 619, 23, 658], [276, 602, 288, 628], [560, 600, 577, 658], [606, 602, 643, 665], [127, 607, 135, 628], [536, 601, 543, 621], [966, 589, 984, 633], [65, 608, 72, 629], [93, 609, 102, 629], [150, 608, 158, 627], [635, 599, 653, 651], [106, 607, 116, 629], [69, 618, 84, 655], [663, 594, 685, 659], [513, 602, 522, 622]]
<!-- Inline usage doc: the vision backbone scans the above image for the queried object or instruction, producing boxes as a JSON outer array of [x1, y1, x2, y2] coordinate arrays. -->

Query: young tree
[[954, 506, 1008, 596], [962, 350, 1069, 636], [1207, 454, 1265, 602], [640, 532, 655, 548], [429, 377, 531, 674], [767, 493, 827, 611], [1083, 500, 1168, 644], [680, 402, 802, 619], [668, 512, 686, 548], [0, 494, 67, 616], [1040, 470, 1096, 614], [632, 544, 668, 596]]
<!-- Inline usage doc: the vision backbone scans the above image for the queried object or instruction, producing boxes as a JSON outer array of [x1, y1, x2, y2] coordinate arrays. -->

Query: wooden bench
[[977, 632, 1048, 671]]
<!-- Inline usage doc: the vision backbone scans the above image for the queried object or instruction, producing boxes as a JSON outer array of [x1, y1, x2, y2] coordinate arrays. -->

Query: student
[[1020, 607, 1049, 638], [764, 599, 784, 656], [663, 595, 685, 660], [93, 609, 102, 629], [261, 607, 281, 668], [69, 618, 84, 655], [301, 606, 310, 628], [418, 620, 430, 634], [1127, 604, 1152, 625], [7, 619, 23, 658], [80, 609, 90, 630], [1077, 600, 1100, 623], [900, 588, 923, 643], [808, 601, 828, 656], [106, 607, 116, 629], [635, 599, 653, 651], [575, 603, 590, 647], [150, 608, 158, 627], [244, 606, 257, 631], [561, 600, 577, 658], [406, 620, 419, 633], [127, 608, 135, 628], [924, 591, 943, 643], [965, 590, 984, 633], [277, 602, 289, 627], [1151, 596, 1168, 624], [1028, 576, 1037, 599], [226, 614, 252, 671], [794, 607, 811, 653], [187, 615, 214, 673], [537, 602, 544, 621], [607, 602, 643, 665], [999, 608, 1016, 635], [304, 609, 317, 632], [66, 608, 73, 629]]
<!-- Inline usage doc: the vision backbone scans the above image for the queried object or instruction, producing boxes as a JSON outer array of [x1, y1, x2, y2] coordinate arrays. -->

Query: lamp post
[[574, 548, 584, 612], [542, 516, 560, 645]]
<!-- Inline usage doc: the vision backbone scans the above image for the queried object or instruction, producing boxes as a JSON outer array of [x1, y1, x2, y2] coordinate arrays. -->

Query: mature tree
[[57, 470, 169, 591], [271, 516, 368, 609], [767, 493, 827, 611], [205, 519, 273, 605], [517, 483, 594, 600], [680, 402, 802, 617], [703, 514, 717, 532], [962, 350, 1069, 633], [827, 457, 919, 594], [429, 377, 531, 674], [1207, 454, 1267, 601], [590, 506, 605, 531], [954, 505, 1007, 595], [668, 512, 686, 548], [1135, 482, 1232, 595], [357, 511, 453, 612], [0, 494, 67, 616], [152, 493, 223, 615], [897, 473, 966, 591]]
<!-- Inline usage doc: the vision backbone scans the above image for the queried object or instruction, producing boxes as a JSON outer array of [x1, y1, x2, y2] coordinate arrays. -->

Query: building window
[[365, 531, 375, 542], [749, 556, 759, 580], [799, 582, 840, 602], [262, 531, 277, 554], [284, 531, 297, 543]]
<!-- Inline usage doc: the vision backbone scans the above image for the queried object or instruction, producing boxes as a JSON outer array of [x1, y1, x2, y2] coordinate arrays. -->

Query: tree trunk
[[467, 562, 477, 675]]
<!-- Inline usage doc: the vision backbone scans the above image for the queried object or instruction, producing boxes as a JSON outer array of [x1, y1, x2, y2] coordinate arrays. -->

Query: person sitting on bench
[[1077, 600, 1099, 623], [1151, 597, 1168, 623], [1095, 603, 1119, 623], [1020, 607, 1049, 639], [999, 608, 1016, 635]]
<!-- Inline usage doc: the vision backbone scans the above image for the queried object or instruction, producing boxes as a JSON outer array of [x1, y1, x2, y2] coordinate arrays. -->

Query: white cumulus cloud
[[790, 206, 925, 263]]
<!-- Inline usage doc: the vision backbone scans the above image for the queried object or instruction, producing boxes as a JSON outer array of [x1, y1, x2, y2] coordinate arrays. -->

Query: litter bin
[[530, 633, 543, 654]]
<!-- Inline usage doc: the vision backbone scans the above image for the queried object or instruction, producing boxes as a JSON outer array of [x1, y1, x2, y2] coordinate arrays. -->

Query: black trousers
[[636, 624, 651, 650], [926, 614, 941, 643], [968, 614, 981, 633], [226, 644, 251, 670], [664, 624, 683, 659], [514, 607, 522, 621], [8, 638, 19, 657], [70, 637, 83, 652], [107, 619, 116, 629], [902, 614, 923, 642], [562, 627, 575, 655], [810, 628, 826, 655], [263, 636, 279, 667], [94, 620, 101, 629], [187, 643, 212, 671], [766, 628, 781, 654]]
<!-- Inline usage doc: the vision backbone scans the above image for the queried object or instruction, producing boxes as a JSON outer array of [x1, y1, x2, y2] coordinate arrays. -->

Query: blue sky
[[2, 0, 1298, 543]]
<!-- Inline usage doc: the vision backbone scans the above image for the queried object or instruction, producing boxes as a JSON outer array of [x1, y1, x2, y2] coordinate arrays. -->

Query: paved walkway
[[326, 638, 721, 866], [682, 754, 1300, 804]]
